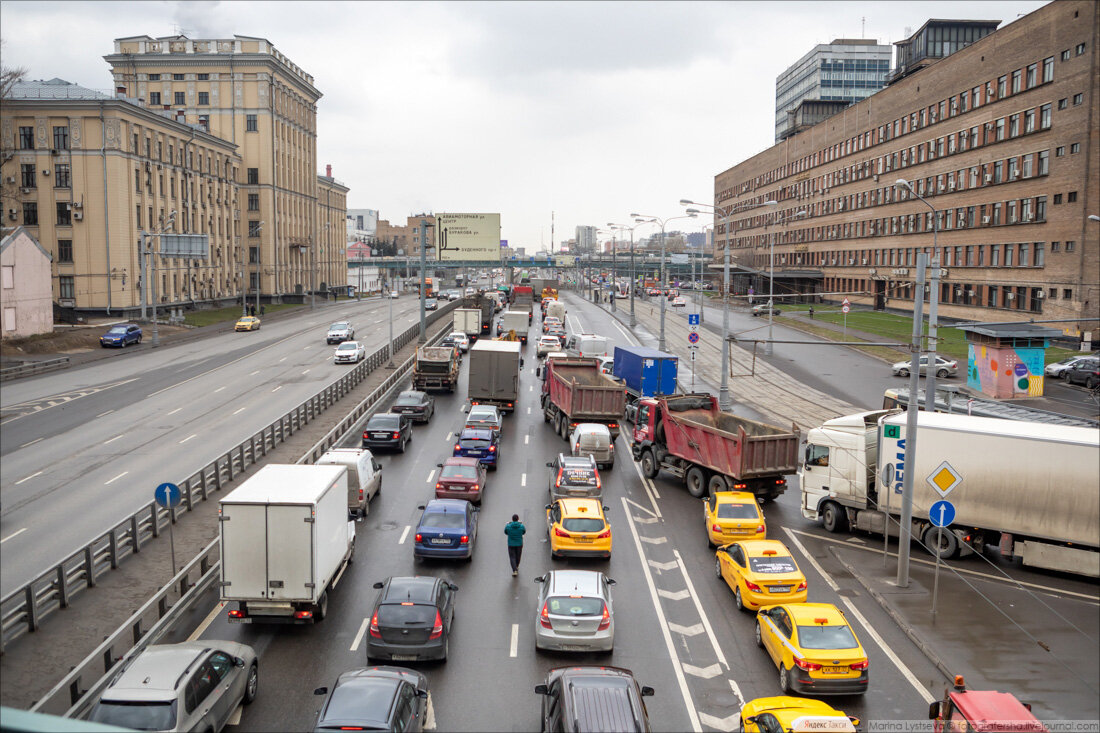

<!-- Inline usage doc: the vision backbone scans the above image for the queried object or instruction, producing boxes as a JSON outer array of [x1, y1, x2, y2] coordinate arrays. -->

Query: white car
[[891, 355, 958, 378], [448, 331, 471, 352], [389, 291, 399, 299], [1045, 354, 1098, 379], [595, 356, 614, 375], [570, 423, 615, 470], [465, 287, 476, 296], [326, 321, 355, 344], [671, 297, 687, 308], [334, 340, 366, 363], [536, 336, 562, 357]]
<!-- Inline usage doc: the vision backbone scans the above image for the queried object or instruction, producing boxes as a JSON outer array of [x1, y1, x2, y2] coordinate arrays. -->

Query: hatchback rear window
[[441, 465, 479, 479], [460, 438, 492, 449], [748, 556, 798, 574], [562, 517, 605, 533], [322, 680, 395, 725], [797, 624, 859, 650], [717, 503, 759, 519], [547, 596, 604, 616], [368, 416, 400, 429], [394, 395, 422, 406], [377, 604, 436, 626], [90, 700, 177, 730], [560, 469, 597, 487], [421, 512, 466, 529]]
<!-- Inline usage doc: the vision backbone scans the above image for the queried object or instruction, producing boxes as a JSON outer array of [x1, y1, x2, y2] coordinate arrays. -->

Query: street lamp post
[[762, 200, 779, 355], [608, 221, 641, 327], [896, 178, 941, 405], [631, 212, 696, 352]]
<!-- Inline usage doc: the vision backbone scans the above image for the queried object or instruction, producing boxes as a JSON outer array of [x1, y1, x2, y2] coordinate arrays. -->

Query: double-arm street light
[[607, 221, 642, 327], [631, 212, 697, 351]]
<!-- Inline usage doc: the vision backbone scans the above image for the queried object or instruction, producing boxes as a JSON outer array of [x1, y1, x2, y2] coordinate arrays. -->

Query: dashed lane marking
[[166, 407, 182, 416], [525, 435, 529, 445], [673, 549, 728, 668], [250, 370, 261, 376], [19, 437, 43, 448], [398, 525, 410, 544], [509, 624, 519, 657], [105, 471, 128, 485], [271, 385, 282, 392], [96, 410, 114, 417], [698, 711, 740, 733], [1, 528, 28, 544], [521, 473, 527, 487], [668, 622, 705, 637], [727, 679, 745, 708], [179, 434, 197, 444], [15, 471, 42, 485], [657, 588, 691, 601], [103, 435, 124, 445], [188, 601, 225, 642], [233, 407, 246, 415], [350, 617, 370, 652], [632, 516, 659, 524], [1, 378, 139, 424], [628, 453, 663, 518], [213, 386, 226, 393], [302, 369, 310, 375], [426, 470, 435, 484]]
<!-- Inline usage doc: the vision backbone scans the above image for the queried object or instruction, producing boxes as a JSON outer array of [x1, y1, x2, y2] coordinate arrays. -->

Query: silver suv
[[89, 641, 258, 732], [547, 454, 601, 501], [327, 321, 355, 344]]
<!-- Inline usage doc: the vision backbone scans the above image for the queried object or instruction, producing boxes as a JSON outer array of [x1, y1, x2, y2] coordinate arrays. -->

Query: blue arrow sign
[[688, 332, 700, 344], [155, 482, 182, 509], [688, 314, 700, 326], [929, 499, 955, 528]]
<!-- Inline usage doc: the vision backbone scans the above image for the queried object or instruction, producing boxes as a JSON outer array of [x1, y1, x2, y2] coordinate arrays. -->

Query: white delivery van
[[316, 447, 382, 517], [566, 334, 611, 358]]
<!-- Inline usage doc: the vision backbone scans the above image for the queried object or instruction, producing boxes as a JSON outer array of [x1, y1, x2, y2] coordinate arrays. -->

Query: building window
[[1054, 193, 1063, 204], [22, 202, 38, 225], [56, 202, 71, 226], [20, 163, 36, 188], [59, 275, 74, 299], [1039, 104, 1051, 130], [1051, 241, 1060, 252], [53, 126, 70, 150], [173, 73, 184, 81], [249, 246, 259, 263], [1073, 93, 1084, 105], [1064, 289, 1073, 300], [18, 126, 35, 150], [1076, 43, 1086, 55], [1065, 241, 1076, 252], [997, 75, 1007, 98], [246, 114, 258, 132], [174, 91, 185, 106], [1019, 243, 1029, 266], [57, 239, 73, 263], [1026, 63, 1037, 88], [248, 220, 261, 237], [1056, 146, 1065, 157], [991, 245, 1001, 266], [1042, 56, 1054, 82], [247, 193, 259, 211], [1011, 69, 1021, 93], [1009, 113, 1020, 137], [247, 167, 259, 185], [1071, 142, 1080, 153], [54, 163, 71, 188], [1033, 243, 1044, 267], [136, 204, 142, 229], [995, 118, 1005, 141], [148, 73, 160, 81], [1060, 49, 1070, 61], [197, 73, 209, 80], [198, 91, 209, 105], [1068, 191, 1078, 203], [1058, 98, 1068, 110], [149, 91, 161, 105]]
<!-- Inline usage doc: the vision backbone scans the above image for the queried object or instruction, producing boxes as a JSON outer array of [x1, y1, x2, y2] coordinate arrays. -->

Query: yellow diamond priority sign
[[926, 461, 962, 498]]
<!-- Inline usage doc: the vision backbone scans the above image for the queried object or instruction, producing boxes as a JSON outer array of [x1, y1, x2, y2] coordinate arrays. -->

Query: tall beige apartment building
[[715, 0, 1098, 339]]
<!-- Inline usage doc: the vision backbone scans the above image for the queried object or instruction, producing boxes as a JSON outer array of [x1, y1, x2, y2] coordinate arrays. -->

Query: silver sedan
[[534, 569, 615, 653], [891, 355, 958, 378]]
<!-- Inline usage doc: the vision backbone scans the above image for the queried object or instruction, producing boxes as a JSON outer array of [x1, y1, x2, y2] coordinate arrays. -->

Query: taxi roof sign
[[926, 460, 963, 497], [789, 716, 857, 732]]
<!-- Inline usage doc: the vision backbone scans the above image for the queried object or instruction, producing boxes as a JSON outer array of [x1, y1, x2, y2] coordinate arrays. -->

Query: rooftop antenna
[[861, 17, 866, 39]]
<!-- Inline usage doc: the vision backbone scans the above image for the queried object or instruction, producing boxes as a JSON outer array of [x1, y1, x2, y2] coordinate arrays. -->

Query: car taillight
[[228, 608, 245, 619], [731, 482, 748, 490], [455, 444, 461, 451], [415, 533, 423, 543], [369, 610, 381, 638], [850, 660, 869, 670], [362, 432, 369, 440], [712, 523, 722, 533], [435, 483, 443, 490], [796, 581, 807, 592], [471, 484, 479, 491], [429, 611, 443, 639], [608, 423, 618, 429], [596, 528, 611, 539], [540, 603, 553, 628], [295, 610, 313, 619], [597, 604, 611, 630], [756, 525, 765, 534], [460, 535, 469, 544], [775, 478, 787, 486], [392, 432, 400, 439], [555, 468, 563, 486], [794, 657, 822, 671], [745, 580, 763, 592], [554, 527, 570, 537], [507, 403, 513, 408], [489, 445, 496, 452]]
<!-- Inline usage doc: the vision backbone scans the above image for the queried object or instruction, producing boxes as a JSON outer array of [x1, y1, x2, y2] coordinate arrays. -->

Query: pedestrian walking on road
[[260, 304, 266, 317], [504, 514, 526, 577]]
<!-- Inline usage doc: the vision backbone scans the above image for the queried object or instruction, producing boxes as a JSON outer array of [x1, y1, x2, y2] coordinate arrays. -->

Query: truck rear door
[[266, 504, 315, 601], [220, 503, 268, 599]]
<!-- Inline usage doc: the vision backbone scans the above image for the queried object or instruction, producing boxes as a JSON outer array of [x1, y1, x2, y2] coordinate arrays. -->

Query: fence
[[0, 300, 459, 655], [0, 357, 71, 382]]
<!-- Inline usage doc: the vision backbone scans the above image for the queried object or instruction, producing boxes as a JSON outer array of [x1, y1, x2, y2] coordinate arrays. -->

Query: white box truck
[[220, 464, 356, 623], [497, 310, 530, 343], [468, 339, 522, 412], [453, 308, 482, 342], [799, 410, 1100, 577]]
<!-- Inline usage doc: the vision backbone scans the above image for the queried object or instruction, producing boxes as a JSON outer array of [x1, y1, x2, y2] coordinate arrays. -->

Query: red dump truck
[[512, 285, 535, 325], [631, 393, 800, 501], [538, 356, 625, 440], [929, 676, 1047, 732]]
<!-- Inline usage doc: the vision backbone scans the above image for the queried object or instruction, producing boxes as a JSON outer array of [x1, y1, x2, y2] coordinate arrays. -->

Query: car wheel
[[735, 588, 745, 612], [897, 367, 910, 377], [243, 662, 258, 704], [755, 622, 764, 648], [1087, 376, 1099, 390], [936, 369, 949, 378], [714, 557, 722, 578], [399, 439, 407, 454], [640, 449, 660, 479], [779, 664, 792, 693], [685, 466, 707, 498], [821, 502, 848, 533], [136, 336, 142, 345]]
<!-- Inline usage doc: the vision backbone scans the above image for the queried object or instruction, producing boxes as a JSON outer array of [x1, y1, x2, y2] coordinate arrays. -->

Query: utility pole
[[925, 258, 941, 409], [897, 253, 928, 588], [418, 218, 430, 344]]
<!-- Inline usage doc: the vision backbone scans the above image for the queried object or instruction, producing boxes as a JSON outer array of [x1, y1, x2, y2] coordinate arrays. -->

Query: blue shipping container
[[613, 346, 678, 399]]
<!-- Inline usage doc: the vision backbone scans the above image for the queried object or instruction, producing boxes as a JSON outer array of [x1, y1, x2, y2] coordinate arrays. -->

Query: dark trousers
[[508, 545, 523, 572]]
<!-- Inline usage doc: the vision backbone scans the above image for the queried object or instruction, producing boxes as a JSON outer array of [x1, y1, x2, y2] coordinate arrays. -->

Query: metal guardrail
[[0, 301, 459, 655], [0, 356, 72, 382]]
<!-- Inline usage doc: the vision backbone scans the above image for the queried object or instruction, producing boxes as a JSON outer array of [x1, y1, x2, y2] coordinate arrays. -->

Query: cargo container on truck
[[461, 294, 496, 335], [220, 464, 355, 623], [413, 346, 459, 392], [632, 393, 800, 501], [468, 339, 523, 412], [496, 310, 531, 343], [512, 285, 535, 324], [613, 346, 678, 405], [538, 356, 625, 440], [799, 410, 1100, 576], [544, 300, 567, 324], [453, 308, 482, 342]]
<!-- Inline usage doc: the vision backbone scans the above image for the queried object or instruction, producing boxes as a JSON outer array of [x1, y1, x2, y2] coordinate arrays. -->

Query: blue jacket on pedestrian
[[504, 521, 526, 547]]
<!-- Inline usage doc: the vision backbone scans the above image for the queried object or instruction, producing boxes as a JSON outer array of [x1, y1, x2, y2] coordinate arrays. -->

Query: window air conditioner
[[1036, 290, 1045, 298], [4, 176, 15, 184], [20, 187, 33, 194], [42, 169, 50, 176], [948, 180, 955, 191], [73, 211, 84, 221], [969, 290, 976, 296], [7, 211, 17, 221], [862, 258, 868, 265], [1006, 292, 1015, 299], [1009, 171, 1018, 180], [72, 201, 82, 209], [982, 216, 991, 223], [955, 289, 963, 295]]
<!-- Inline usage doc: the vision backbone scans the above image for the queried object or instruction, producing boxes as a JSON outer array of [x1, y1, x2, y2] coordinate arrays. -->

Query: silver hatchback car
[[534, 569, 616, 653], [89, 641, 258, 732]]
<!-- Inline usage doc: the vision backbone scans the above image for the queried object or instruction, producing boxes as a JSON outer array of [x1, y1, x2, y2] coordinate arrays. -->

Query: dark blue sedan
[[100, 323, 142, 347], [453, 428, 499, 470], [413, 499, 479, 561]]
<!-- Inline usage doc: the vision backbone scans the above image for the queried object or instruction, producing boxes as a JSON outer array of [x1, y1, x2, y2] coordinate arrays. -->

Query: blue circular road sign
[[155, 482, 182, 509], [929, 499, 956, 528]]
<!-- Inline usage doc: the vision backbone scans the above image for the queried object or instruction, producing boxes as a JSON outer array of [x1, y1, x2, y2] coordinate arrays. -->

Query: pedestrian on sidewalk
[[504, 513, 526, 577], [808, 306, 814, 319], [260, 304, 266, 317]]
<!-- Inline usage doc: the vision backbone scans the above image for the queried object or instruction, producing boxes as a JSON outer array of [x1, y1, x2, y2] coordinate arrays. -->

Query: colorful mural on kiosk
[[968, 343, 1046, 398]]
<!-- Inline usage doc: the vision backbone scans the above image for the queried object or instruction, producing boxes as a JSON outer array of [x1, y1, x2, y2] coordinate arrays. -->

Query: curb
[[830, 547, 954, 681]]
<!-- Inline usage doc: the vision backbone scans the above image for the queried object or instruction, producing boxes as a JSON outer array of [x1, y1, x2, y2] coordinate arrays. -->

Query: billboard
[[435, 213, 502, 262], [159, 234, 209, 258], [554, 255, 577, 267]]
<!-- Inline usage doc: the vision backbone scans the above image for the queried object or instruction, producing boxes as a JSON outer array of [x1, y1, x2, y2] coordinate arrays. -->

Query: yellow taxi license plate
[[573, 537, 594, 543], [823, 666, 849, 674]]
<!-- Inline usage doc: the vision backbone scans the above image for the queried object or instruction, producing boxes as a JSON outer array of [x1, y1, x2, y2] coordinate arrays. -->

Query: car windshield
[[797, 624, 859, 650], [441, 465, 479, 479], [547, 596, 604, 616], [330, 323, 349, 330], [562, 517, 605, 533], [377, 603, 436, 626], [107, 326, 128, 334], [394, 395, 422, 406], [421, 511, 467, 529], [367, 415, 400, 429], [717, 502, 759, 519], [321, 680, 394, 726], [560, 468, 597, 487], [89, 700, 177, 731], [337, 343, 358, 351], [748, 556, 798, 574]]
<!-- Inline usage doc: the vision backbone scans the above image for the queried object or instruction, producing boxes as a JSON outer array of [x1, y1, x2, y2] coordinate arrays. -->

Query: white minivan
[[316, 447, 382, 517], [565, 334, 611, 358]]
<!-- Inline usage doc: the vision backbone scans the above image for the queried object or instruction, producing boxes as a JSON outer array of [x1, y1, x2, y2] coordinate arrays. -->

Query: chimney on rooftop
[[116, 86, 126, 98], [176, 110, 185, 124], [326, 164, 332, 177]]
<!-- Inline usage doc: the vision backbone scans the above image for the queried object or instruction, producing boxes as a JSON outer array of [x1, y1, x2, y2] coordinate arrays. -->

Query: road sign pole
[[168, 507, 177, 577], [932, 525, 942, 620]]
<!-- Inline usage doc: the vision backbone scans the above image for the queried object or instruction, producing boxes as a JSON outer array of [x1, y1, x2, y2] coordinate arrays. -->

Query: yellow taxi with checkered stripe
[[740, 696, 859, 733], [755, 602, 868, 695], [546, 498, 611, 559], [715, 540, 807, 611], [704, 491, 765, 547]]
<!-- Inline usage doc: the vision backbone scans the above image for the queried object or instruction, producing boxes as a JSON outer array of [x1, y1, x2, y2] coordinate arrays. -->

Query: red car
[[435, 457, 488, 504]]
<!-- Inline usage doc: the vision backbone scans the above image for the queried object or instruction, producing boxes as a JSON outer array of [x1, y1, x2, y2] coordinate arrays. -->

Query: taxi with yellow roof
[[740, 696, 859, 733], [546, 498, 612, 559], [715, 540, 807, 611], [704, 491, 766, 547], [755, 602, 868, 695]]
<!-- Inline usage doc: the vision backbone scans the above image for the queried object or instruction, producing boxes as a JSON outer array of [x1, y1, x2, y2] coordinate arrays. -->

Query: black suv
[[1064, 357, 1099, 389], [362, 413, 413, 453], [535, 666, 654, 733], [546, 454, 600, 501]]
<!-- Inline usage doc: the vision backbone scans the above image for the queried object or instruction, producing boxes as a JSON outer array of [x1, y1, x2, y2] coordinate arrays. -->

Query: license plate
[[560, 644, 587, 651], [823, 666, 849, 674], [573, 537, 593, 543], [769, 586, 791, 593], [430, 538, 451, 545], [371, 433, 389, 438], [391, 655, 418, 661], [228, 617, 252, 624]]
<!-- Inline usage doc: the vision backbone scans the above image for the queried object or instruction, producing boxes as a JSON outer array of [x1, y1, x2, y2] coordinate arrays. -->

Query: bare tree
[[1, 38, 29, 213]]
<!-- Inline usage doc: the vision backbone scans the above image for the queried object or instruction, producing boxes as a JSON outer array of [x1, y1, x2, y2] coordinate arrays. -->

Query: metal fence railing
[[0, 301, 459, 655], [0, 356, 72, 382]]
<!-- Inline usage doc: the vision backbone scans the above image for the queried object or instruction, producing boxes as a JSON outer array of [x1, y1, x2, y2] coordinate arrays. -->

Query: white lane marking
[[19, 437, 43, 448], [350, 617, 370, 652], [727, 678, 745, 708], [781, 527, 935, 704], [698, 710, 740, 732], [105, 471, 129, 485], [233, 407, 246, 415], [622, 498, 702, 732], [657, 588, 691, 601], [147, 334, 298, 397], [521, 473, 527, 487], [97, 409, 114, 417], [1, 528, 28, 544], [509, 624, 519, 658], [668, 622, 705, 637], [527, 407, 531, 414], [15, 471, 42, 485], [279, 357, 287, 362], [103, 434, 124, 445], [188, 601, 225, 642], [179, 434, 197, 444], [271, 385, 282, 392], [625, 497, 657, 518], [639, 535, 667, 545], [673, 549, 729, 668], [613, 320, 637, 343], [446, 432, 452, 441], [398, 525, 411, 544], [648, 559, 677, 572], [629, 456, 663, 518], [304, 345, 312, 350], [682, 662, 723, 678], [214, 386, 226, 393], [166, 407, 183, 416], [302, 369, 310, 375], [250, 370, 261, 376], [529, 385, 533, 392], [426, 470, 435, 484], [424, 693, 436, 731], [524, 435, 530, 445], [645, 476, 661, 500]]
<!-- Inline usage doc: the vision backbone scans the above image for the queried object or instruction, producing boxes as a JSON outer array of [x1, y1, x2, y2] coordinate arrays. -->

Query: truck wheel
[[821, 502, 849, 533], [640, 450, 660, 479], [923, 525, 959, 560], [685, 466, 707, 498], [315, 592, 328, 621], [707, 475, 728, 496]]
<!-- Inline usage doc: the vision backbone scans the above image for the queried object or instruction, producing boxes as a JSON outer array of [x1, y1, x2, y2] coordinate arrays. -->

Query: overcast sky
[[3, 0, 1049, 250]]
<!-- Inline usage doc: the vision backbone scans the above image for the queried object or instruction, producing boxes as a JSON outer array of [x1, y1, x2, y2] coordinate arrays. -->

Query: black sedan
[[313, 667, 430, 732], [1064, 357, 1099, 389], [367, 576, 458, 663], [362, 413, 413, 453], [391, 390, 435, 423]]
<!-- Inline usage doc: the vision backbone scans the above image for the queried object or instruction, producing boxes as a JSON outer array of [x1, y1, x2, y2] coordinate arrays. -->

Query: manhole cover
[[379, 520, 399, 531]]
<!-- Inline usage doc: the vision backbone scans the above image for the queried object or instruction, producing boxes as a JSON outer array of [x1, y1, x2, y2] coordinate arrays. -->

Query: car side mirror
[[417, 504, 426, 510], [372, 581, 384, 589], [545, 462, 554, 468], [534, 684, 549, 695], [746, 715, 758, 725], [234, 657, 245, 667], [928, 701, 942, 720], [436, 463, 443, 468], [314, 687, 328, 696], [544, 504, 552, 510], [534, 575, 545, 583], [449, 582, 459, 591], [603, 506, 610, 512], [606, 578, 616, 585], [640, 686, 655, 697], [417, 689, 429, 699]]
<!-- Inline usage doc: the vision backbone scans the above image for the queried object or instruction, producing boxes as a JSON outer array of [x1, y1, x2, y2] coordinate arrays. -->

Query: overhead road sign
[[436, 213, 502, 262]]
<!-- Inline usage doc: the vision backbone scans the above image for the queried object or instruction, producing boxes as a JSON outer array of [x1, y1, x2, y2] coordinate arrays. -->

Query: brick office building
[[714, 0, 1098, 341]]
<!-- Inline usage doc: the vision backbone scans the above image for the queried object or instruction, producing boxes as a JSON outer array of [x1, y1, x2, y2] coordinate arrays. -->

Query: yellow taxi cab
[[755, 602, 868, 695], [546, 498, 611, 559], [715, 540, 807, 611], [235, 316, 261, 331], [704, 491, 765, 547], [740, 696, 859, 733]]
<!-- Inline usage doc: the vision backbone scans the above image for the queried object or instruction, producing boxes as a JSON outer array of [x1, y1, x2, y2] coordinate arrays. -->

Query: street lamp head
[[679, 199, 694, 206], [895, 178, 912, 190], [794, 209, 808, 217], [685, 208, 700, 214], [764, 199, 778, 206], [1088, 214, 1100, 222]]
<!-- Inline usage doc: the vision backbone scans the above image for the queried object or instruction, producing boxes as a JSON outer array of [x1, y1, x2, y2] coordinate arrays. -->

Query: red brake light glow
[[597, 604, 611, 630], [540, 603, 552, 628], [554, 527, 569, 537], [745, 580, 762, 592], [429, 611, 443, 639], [414, 533, 423, 543], [794, 657, 822, 671], [596, 528, 611, 539], [489, 445, 496, 452], [850, 660, 869, 670], [755, 525, 766, 534], [796, 581, 807, 591], [455, 444, 461, 451], [228, 609, 244, 619], [435, 483, 443, 490], [460, 535, 469, 544], [295, 610, 313, 619], [369, 610, 381, 638], [392, 432, 400, 439]]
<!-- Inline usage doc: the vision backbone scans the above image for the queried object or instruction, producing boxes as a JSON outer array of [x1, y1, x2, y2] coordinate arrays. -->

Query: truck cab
[[929, 677, 1046, 733]]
